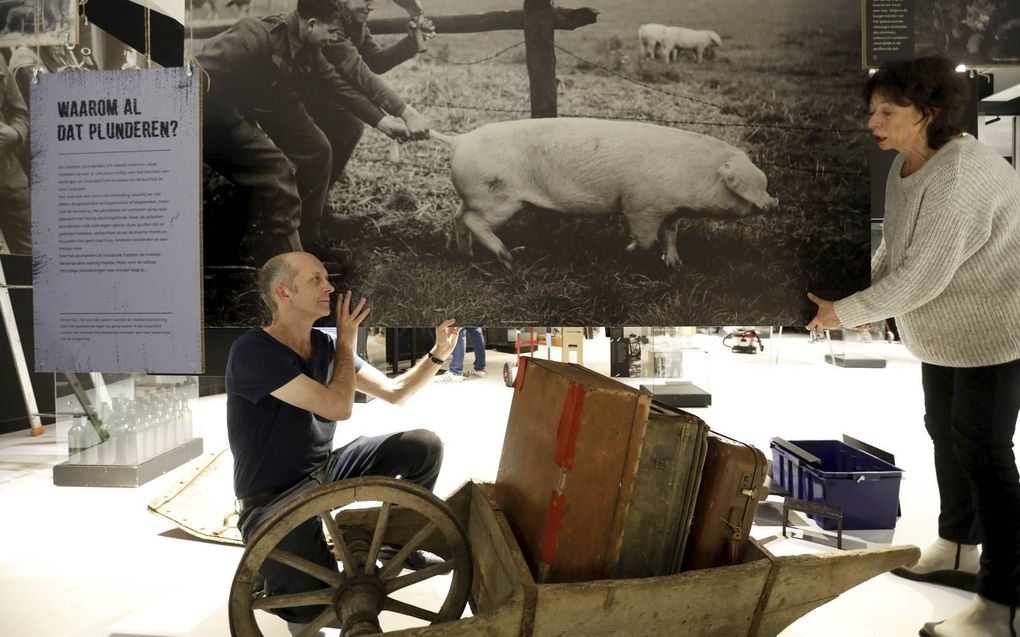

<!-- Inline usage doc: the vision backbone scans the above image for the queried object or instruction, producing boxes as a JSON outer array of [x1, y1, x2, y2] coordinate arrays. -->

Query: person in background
[[227, 251, 458, 635], [437, 326, 486, 383], [42, 0, 67, 32], [807, 55, 1020, 637]]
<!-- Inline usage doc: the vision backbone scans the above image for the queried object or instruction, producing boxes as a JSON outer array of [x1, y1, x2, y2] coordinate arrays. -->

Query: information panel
[[863, 0, 1020, 67], [863, 0, 915, 67], [31, 68, 202, 373]]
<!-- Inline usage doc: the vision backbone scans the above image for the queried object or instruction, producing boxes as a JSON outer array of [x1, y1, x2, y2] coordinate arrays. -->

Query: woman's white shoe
[[920, 595, 1019, 637], [893, 537, 979, 592]]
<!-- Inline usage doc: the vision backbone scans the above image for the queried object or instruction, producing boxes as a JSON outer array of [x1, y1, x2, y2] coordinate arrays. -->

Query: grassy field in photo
[[202, 0, 871, 327]]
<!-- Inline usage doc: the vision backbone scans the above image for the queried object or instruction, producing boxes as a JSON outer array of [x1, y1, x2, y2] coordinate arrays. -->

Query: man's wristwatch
[[427, 351, 445, 366]]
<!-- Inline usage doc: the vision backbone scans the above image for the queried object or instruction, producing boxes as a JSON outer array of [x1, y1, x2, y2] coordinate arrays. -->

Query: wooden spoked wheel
[[228, 477, 471, 636]]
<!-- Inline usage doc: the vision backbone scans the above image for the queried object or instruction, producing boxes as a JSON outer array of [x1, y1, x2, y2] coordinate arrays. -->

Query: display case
[[52, 373, 203, 487], [614, 327, 712, 407], [824, 326, 888, 368]]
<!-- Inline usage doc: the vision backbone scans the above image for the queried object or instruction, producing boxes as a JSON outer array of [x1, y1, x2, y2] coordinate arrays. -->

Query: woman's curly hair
[[864, 56, 970, 150]]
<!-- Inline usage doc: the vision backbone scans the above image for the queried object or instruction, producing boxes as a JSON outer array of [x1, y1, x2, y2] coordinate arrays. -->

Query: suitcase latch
[[740, 473, 756, 499]]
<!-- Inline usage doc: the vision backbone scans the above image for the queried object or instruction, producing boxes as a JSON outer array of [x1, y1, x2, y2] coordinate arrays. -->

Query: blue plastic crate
[[770, 439, 903, 530]]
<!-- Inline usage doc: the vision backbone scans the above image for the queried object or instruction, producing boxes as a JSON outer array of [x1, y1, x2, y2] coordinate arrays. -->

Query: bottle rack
[[52, 374, 204, 487]]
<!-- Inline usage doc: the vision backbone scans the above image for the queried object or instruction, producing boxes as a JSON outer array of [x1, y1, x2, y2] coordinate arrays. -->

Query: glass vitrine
[[52, 373, 203, 487]]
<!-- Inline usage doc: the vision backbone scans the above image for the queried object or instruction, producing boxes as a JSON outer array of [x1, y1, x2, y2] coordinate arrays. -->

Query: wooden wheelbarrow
[[226, 477, 918, 636]]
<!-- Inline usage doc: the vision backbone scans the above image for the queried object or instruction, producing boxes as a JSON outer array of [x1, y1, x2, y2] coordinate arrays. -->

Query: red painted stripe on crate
[[553, 382, 586, 470], [540, 490, 567, 566]]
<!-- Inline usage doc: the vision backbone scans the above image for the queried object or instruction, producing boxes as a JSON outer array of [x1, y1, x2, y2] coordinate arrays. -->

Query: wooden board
[[390, 481, 533, 637], [753, 545, 921, 637], [534, 557, 771, 636]]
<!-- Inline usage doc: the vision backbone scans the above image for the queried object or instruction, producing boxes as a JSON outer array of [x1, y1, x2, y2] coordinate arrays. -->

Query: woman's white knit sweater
[[834, 135, 1020, 367]]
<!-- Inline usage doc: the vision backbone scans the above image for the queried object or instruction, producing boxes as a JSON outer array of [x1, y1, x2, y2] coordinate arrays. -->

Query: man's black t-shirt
[[225, 328, 365, 498]]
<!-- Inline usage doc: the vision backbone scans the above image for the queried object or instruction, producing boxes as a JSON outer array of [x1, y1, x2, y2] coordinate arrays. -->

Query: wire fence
[[442, 40, 526, 66], [408, 39, 869, 179], [428, 39, 868, 134]]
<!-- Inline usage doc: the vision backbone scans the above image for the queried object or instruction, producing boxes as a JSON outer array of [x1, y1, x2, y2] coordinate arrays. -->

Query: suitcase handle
[[771, 437, 823, 467]]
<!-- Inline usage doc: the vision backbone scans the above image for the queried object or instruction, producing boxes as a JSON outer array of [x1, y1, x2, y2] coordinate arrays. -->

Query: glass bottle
[[140, 395, 156, 461], [180, 397, 193, 442], [95, 401, 115, 463], [67, 415, 88, 464], [122, 402, 139, 465], [154, 394, 168, 455]]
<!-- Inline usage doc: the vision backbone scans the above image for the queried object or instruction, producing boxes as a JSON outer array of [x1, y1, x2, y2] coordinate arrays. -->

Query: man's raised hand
[[336, 290, 370, 348], [408, 15, 436, 52], [433, 319, 460, 360]]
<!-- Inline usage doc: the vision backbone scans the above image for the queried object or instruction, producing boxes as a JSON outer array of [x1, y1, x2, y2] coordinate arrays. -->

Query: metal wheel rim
[[503, 361, 516, 387]]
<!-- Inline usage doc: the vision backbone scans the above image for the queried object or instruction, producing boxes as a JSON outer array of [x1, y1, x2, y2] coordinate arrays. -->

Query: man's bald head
[[258, 252, 301, 316]]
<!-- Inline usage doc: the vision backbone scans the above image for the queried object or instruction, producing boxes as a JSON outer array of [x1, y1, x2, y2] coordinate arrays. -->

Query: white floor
[[0, 331, 1010, 636]]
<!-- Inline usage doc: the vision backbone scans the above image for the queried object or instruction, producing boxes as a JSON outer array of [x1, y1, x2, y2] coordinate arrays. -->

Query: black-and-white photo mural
[[198, 0, 871, 327], [0, 0, 78, 47], [2, 36, 99, 257], [914, 0, 1020, 65]]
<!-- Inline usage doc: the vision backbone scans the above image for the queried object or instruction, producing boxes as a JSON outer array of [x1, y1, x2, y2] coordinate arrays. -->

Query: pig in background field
[[430, 118, 779, 269], [664, 27, 723, 63], [638, 23, 671, 61], [638, 24, 723, 63]]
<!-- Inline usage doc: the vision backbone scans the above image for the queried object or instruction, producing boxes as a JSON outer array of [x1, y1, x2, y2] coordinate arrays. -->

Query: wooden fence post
[[523, 0, 557, 118]]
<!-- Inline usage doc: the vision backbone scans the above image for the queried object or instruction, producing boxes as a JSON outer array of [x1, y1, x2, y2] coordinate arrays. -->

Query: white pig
[[663, 27, 722, 63], [638, 23, 671, 61], [430, 118, 779, 268]]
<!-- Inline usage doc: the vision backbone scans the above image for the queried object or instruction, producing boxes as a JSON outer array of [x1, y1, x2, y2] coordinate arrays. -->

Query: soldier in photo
[[196, 0, 429, 264], [302, 0, 434, 200], [0, 51, 30, 255]]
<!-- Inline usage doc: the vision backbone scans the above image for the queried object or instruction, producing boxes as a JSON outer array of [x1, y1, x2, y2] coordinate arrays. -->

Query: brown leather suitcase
[[681, 432, 768, 571], [493, 357, 652, 583]]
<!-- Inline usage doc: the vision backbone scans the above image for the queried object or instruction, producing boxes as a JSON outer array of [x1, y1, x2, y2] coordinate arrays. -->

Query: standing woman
[[807, 55, 1020, 637]]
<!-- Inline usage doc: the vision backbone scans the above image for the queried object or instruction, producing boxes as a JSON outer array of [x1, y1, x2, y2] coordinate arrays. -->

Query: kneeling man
[[226, 251, 459, 633]]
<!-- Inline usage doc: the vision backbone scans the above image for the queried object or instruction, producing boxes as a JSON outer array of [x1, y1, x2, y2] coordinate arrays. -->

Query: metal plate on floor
[[146, 446, 242, 546]]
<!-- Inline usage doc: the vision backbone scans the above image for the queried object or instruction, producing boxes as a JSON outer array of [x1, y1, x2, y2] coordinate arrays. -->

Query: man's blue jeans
[[450, 327, 486, 376], [236, 430, 444, 624]]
